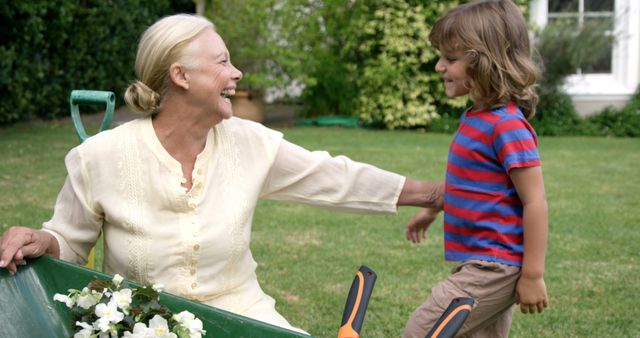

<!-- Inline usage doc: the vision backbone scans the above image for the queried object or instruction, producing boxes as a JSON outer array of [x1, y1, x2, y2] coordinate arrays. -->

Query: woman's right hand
[[0, 226, 59, 275]]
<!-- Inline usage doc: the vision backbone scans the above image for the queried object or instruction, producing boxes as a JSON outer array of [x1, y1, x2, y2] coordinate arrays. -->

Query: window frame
[[531, 0, 639, 97]]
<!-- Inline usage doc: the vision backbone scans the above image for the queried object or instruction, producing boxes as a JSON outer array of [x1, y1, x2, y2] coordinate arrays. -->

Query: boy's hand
[[515, 275, 549, 314], [405, 208, 440, 243]]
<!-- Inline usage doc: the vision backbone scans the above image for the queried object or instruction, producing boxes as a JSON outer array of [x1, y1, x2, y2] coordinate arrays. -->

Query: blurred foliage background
[[1, 0, 638, 135], [0, 0, 194, 124]]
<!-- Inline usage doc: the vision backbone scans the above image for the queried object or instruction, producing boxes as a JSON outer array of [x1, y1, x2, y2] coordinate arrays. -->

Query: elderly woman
[[0, 14, 443, 333]]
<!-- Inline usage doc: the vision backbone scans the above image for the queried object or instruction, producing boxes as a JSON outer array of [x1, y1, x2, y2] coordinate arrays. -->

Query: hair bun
[[124, 80, 161, 114]]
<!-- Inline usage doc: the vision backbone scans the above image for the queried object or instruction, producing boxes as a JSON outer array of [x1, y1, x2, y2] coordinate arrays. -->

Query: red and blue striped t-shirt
[[444, 102, 540, 267]]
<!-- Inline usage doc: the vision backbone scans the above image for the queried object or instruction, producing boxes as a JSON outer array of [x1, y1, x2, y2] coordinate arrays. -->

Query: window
[[547, 0, 614, 74], [531, 0, 639, 99]]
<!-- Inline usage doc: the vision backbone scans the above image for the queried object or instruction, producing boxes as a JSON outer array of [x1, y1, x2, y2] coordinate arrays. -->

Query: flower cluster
[[53, 274, 206, 338]]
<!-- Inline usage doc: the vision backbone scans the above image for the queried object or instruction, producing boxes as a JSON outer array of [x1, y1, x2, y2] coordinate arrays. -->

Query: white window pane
[[580, 17, 614, 73], [548, 17, 580, 30], [585, 0, 614, 12], [549, 0, 578, 12]]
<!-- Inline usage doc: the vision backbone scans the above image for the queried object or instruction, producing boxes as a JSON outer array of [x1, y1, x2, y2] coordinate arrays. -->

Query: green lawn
[[1, 120, 639, 337]]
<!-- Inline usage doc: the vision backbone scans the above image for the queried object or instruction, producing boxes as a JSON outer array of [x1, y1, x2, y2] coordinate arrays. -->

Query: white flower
[[111, 288, 133, 311], [129, 322, 151, 338], [73, 321, 94, 338], [54, 293, 75, 308], [73, 330, 92, 338], [124, 317, 177, 338], [58, 276, 207, 338], [95, 301, 124, 326], [76, 287, 101, 309], [112, 274, 124, 287], [123, 323, 147, 338], [152, 283, 165, 293], [76, 321, 93, 330], [148, 315, 177, 338], [93, 317, 112, 333], [173, 311, 205, 337], [98, 332, 117, 338]]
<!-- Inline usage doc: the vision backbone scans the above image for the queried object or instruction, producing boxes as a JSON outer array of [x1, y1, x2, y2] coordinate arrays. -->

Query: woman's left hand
[[0, 226, 59, 275]]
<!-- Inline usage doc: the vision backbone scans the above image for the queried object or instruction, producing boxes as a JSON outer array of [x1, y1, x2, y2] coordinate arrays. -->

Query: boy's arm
[[400, 180, 444, 243], [510, 166, 549, 314], [405, 207, 441, 243]]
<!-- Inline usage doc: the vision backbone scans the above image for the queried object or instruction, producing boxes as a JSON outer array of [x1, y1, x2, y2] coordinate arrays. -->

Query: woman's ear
[[169, 63, 189, 90]]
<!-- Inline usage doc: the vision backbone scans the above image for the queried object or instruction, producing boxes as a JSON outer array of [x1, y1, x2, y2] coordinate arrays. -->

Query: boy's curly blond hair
[[429, 0, 539, 119]]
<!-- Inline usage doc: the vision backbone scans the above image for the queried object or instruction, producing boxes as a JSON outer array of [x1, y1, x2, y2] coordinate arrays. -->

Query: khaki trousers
[[403, 260, 521, 338]]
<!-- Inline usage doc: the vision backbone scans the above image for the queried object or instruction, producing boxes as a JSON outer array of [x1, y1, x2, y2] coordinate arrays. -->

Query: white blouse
[[42, 116, 405, 331]]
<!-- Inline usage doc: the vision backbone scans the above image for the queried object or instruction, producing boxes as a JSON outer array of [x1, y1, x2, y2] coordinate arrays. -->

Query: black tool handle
[[425, 297, 474, 338], [337, 265, 377, 338]]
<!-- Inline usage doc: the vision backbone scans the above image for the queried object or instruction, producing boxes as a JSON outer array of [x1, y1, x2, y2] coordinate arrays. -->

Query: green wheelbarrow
[[0, 256, 309, 337]]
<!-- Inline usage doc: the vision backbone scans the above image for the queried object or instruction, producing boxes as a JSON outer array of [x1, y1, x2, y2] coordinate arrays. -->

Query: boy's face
[[435, 49, 471, 98]]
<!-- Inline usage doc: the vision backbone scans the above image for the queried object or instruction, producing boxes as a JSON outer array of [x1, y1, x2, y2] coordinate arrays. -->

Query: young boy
[[403, 1, 549, 337]]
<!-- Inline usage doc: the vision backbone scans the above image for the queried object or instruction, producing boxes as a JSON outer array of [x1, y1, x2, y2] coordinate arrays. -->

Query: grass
[[1, 120, 639, 337]]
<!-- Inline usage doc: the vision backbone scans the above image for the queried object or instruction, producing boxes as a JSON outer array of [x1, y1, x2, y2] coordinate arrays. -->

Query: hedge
[[293, 0, 529, 129], [0, 0, 193, 125]]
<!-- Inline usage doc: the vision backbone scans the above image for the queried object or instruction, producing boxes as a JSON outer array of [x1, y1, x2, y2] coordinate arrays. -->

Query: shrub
[[270, 0, 363, 117], [0, 0, 192, 125], [623, 85, 640, 112], [297, 53, 359, 118], [205, 0, 282, 92], [585, 107, 640, 137], [426, 114, 460, 134], [343, 0, 472, 129], [530, 89, 585, 136], [584, 86, 640, 137]]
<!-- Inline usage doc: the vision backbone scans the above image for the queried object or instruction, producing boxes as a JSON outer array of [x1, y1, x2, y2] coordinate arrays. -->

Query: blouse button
[[193, 244, 200, 251], [190, 268, 196, 275], [196, 168, 203, 175], [191, 283, 197, 289], [191, 258, 198, 266]]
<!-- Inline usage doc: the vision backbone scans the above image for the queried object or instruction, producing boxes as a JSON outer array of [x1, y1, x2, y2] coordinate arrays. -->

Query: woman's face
[[184, 29, 242, 121], [435, 48, 471, 98]]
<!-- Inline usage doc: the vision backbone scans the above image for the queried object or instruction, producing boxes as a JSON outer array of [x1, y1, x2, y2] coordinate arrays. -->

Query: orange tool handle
[[425, 297, 474, 338], [337, 266, 377, 338]]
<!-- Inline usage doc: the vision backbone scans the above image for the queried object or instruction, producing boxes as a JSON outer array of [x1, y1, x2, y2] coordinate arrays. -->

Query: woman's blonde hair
[[124, 14, 214, 114], [429, 0, 539, 118]]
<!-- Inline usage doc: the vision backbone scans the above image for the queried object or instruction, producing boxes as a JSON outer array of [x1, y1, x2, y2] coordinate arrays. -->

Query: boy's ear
[[169, 63, 189, 90]]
